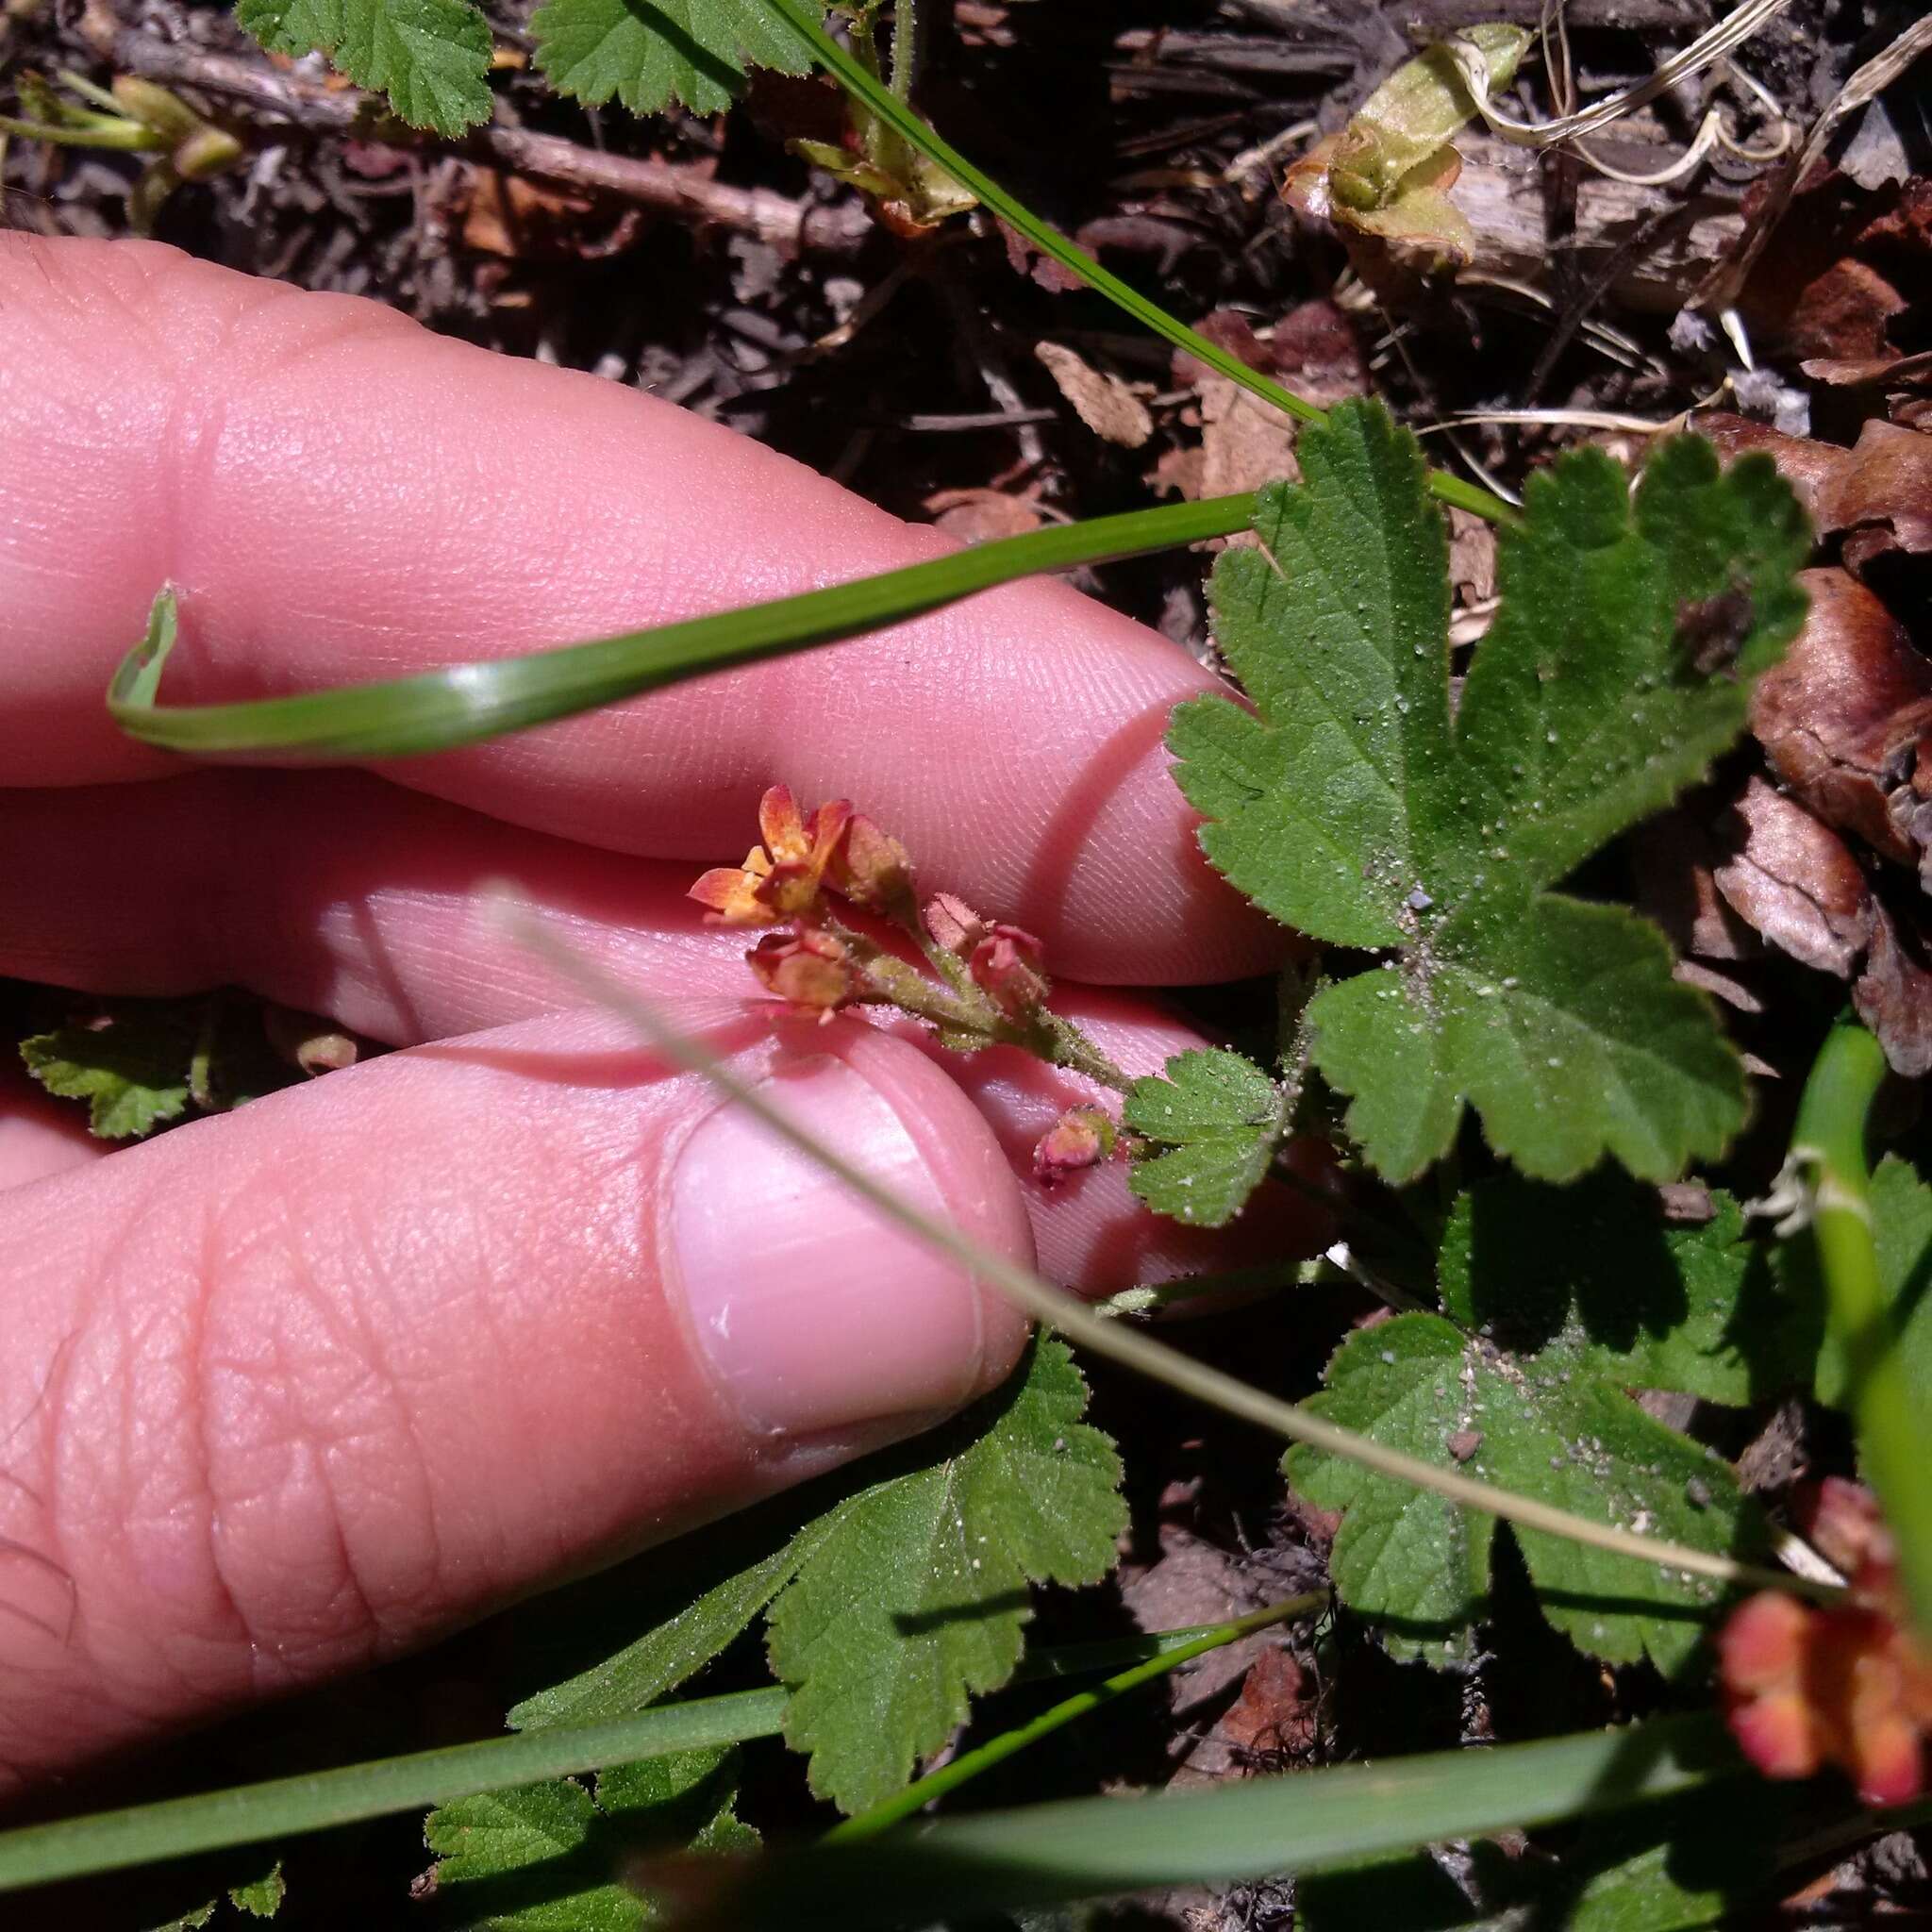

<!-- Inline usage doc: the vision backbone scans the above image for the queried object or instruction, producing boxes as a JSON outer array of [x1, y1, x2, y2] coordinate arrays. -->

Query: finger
[[0, 235, 1277, 984], [0, 1005, 1032, 1790], [0, 770, 1328, 1292], [0, 1065, 105, 1191]]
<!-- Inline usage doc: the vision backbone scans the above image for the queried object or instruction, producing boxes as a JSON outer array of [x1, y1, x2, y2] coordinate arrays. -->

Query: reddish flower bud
[[969, 924, 1050, 1020], [1032, 1106, 1118, 1187], [923, 891, 984, 957], [746, 927, 857, 1016], [1796, 1477, 1894, 1585], [829, 813, 915, 913]]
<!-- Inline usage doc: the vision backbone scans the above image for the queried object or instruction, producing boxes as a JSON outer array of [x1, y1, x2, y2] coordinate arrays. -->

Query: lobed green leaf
[[1173, 400, 1810, 1188], [531, 0, 816, 119], [1123, 1048, 1287, 1227], [235, 0, 493, 134]]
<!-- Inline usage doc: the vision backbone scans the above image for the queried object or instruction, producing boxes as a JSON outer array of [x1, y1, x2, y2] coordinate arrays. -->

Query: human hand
[[0, 236, 1316, 1795]]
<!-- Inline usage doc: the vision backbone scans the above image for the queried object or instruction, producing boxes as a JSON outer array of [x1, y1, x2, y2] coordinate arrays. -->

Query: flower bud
[[969, 924, 1049, 1020], [923, 891, 984, 958], [829, 813, 915, 914], [1032, 1106, 1117, 1187]]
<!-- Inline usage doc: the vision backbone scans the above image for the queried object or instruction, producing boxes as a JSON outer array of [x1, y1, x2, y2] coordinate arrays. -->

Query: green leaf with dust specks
[[1290, 1181, 1787, 1671], [235, 0, 492, 135], [425, 1746, 753, 1930], [1171, 399, 1808, 1185], [502, 1339, 1124, 1818], [1124, 1047, 1286, 1226], [1440, 1172, 1810, 1406], [769, 1336, 1125, 1813], [531, 0, 818, 119]]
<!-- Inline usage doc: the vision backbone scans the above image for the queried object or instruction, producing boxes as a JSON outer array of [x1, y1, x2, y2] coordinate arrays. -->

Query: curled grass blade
[[670, 1713, 1739, 1926], [107, 493, 1255, 758]]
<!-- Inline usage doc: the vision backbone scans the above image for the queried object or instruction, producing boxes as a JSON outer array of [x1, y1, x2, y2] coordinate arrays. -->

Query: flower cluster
[[1719, 1478, 1932, 1806], [689, 786, 913, 1018], [687, 788, 1129, 1098]]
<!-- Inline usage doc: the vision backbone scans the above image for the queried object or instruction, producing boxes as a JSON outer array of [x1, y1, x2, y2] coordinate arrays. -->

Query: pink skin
[[0, 238, 1313, 1793]]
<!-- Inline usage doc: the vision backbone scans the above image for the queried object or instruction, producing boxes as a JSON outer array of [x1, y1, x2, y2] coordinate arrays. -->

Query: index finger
[[0, 236, 1279, 983]]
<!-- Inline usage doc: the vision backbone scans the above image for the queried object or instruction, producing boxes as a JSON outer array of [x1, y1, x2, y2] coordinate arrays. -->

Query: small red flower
[[746, 926, 857, 1017], [691, 786, 854, 927], [1719, 1480, 1932, 1807], [1032, 1106, 1117, 1187], [970, 924, 1050, 1021]]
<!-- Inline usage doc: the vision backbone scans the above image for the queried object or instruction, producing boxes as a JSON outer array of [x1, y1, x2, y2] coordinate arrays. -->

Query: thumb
[[0, 1005, 1031, 1792]]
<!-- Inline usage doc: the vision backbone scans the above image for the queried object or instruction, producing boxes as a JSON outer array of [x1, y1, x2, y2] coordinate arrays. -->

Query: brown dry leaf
[[923, 487, 1044, 544], [1737, 170, 1917, 363], [460, 168, 602, 260], [1815, 419, 1932, 573], [1217, 1648, 1317, 1760], [1632, 808, 1761, 963], [1711, 777, 1873, 978], [1034, 341, 1153, 449], [1153, 303, 1364, 514], [1751, 568, 1932, 867], [1269, 299, 1369, 408], [1855, 896, 1932, 1077]]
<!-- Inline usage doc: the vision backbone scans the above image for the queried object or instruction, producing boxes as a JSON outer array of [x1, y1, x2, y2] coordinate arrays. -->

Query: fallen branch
[[81, 22, 872, 259]]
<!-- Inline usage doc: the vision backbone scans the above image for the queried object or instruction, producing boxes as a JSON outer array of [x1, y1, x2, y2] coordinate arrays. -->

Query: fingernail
[[668, 1054, 987, 1437]]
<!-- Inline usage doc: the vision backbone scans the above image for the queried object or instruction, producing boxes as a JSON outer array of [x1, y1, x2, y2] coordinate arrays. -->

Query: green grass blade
[[673, 1714, 1739, 1925], [108, 493, 1255, 758], [0, 1686, 789, 1894], [762, 0, 1517, 526], [828, 1591, 1327, 1842], [1790, 1014, 1932, 1639]]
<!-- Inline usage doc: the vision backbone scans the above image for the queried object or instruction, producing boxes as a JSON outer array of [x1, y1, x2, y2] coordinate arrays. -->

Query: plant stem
[[826, 1590, 1326, 1841], [764, 0, 1519, 527], [889, 0, 917, 100], [1788, 1014, 1932, 1640], [108, 492, 1257, 758], [504, 911, 1847, 1607]]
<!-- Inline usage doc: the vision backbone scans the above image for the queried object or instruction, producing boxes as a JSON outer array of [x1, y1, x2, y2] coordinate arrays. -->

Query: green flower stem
[[825, 1590, 1326, 1843], [108, 492, 1256, 758], [0, 1686, 791, 1895], [766, 0, 1519, 528], [1790, 1015, 1932, 1639], [1035, 1010, 1135, 1095], [503, 909, 1845, 1607]]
